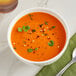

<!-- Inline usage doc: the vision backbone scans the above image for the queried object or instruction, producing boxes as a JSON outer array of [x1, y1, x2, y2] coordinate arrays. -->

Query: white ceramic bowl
[[7, 7, 70, 65]]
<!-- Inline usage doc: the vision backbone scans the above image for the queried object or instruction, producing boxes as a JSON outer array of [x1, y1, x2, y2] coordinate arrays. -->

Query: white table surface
[[0, 0, 76, 76]]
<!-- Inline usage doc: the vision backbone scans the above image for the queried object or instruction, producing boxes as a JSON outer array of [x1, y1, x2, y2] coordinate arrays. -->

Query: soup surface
[[11, 12, 66, 61]]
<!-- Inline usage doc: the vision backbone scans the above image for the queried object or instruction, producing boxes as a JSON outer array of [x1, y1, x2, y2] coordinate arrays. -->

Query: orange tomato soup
[[11, 12, 66, 61]]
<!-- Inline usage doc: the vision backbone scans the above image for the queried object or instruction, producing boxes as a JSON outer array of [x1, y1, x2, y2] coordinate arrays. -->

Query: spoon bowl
[[73, 48, 76, 58], [56, 48, 76, 76]]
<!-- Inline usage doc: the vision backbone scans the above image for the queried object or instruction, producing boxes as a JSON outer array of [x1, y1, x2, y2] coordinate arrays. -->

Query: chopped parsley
[[28, 14, 33, 20], [23, 41, 26, 43], [52, 26, 56, 28], [49, 26, 56, 30], [32, 29, 36, 32], [48, 40, 54, 46], [35, 48, 38, 51], [42, 33, 48, 36], [44, 33, 48, 36], [14, 47, 16, 49], [27, 48, 33, 52], [47, 29, 49, 31], [37, 27, 39, 29], [45, 21, 48, 25], [22, 25, 30, 32], [18, 27, 22, 32]]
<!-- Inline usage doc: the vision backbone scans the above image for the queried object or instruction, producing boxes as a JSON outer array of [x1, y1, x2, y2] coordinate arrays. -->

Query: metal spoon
[[56, 48, 76, 76]]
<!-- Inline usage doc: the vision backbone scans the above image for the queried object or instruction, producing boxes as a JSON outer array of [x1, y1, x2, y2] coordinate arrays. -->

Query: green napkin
[[36, 33, 76, 76]]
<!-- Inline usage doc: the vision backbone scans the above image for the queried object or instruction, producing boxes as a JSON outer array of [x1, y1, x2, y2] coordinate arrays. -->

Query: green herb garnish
[[44, 33, 48, 36], [23, 41, 26, 43], [14, 47, 16, 49], [35, 48, 38, 51], [22, 25, 30, 32], [45, 21, 48, 25], [18, 27, 22, 32], [37, 27, 39, 29], [52, 26, 56, 28], [47, 29, 49, 31], [32, 29, 36, 32], [48, 40, 54, 46], [49, 26, 56, 30], [42, 33, 48, 36], [28, 14, 33, 20], [22, 26, 26, 31], [27, 48, 33, 52], [25, 25, 30, 29]]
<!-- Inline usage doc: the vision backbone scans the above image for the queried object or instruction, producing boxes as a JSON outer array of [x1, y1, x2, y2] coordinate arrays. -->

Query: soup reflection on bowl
[[8, 8, 69, 65]]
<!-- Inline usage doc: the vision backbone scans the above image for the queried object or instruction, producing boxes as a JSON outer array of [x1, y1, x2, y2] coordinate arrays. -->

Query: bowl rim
[[7, 7, 70, 65]]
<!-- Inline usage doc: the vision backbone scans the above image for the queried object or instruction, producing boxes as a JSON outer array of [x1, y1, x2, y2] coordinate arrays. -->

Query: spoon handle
[[56, 60, 74, 76]]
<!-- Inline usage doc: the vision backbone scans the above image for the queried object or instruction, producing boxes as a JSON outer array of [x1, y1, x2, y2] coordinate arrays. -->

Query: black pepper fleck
[[33, 51, 35, 53], [28, 39, 30, 40], [52, 33, 54, 35], [39, 24, 43, 27], [38, 47, 40, 48], [36, 35, 40, 39]]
